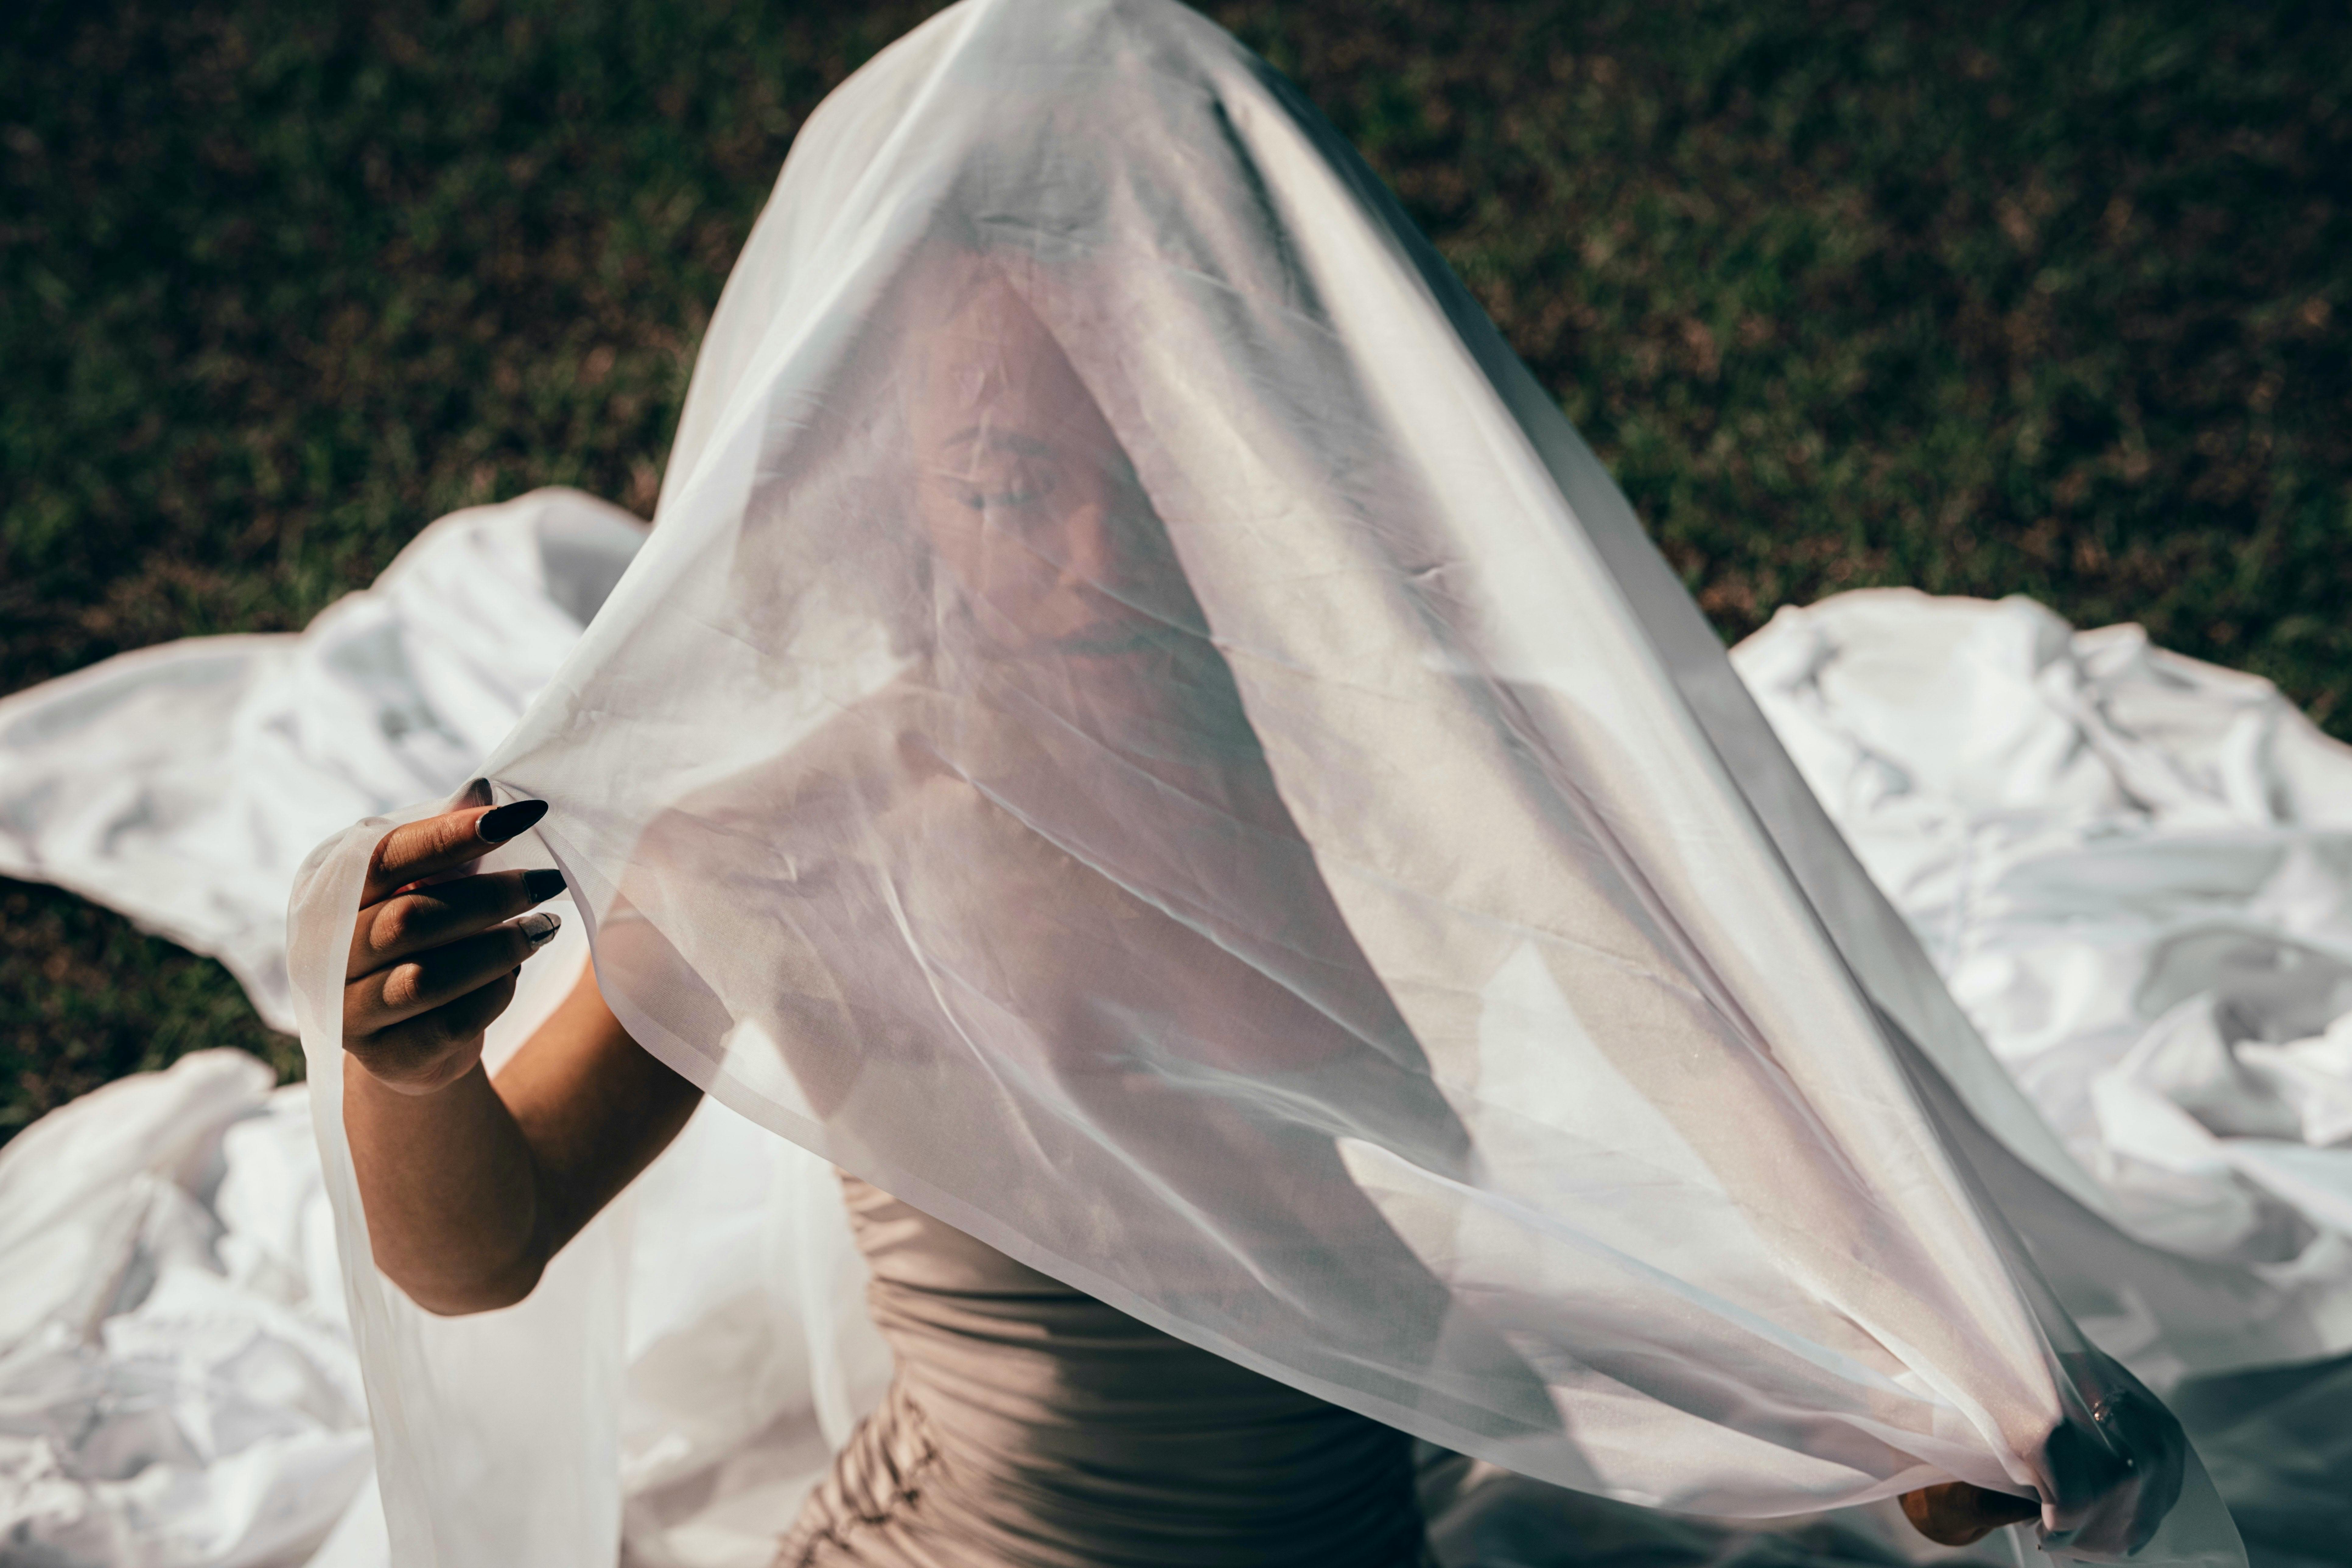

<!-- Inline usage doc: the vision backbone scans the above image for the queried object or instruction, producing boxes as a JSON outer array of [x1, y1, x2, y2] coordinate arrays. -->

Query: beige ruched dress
[[776, 1173, 1433, 1567]]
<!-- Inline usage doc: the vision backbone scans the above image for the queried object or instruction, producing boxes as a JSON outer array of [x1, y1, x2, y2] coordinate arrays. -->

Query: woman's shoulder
[[636, 668, 954, 869]]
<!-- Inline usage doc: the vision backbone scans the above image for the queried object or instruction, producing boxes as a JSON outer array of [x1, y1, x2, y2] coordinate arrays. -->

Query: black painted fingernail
[[516, 911, 562, 950], [478, 799, 549, 843], [523, 868, 567, 902]]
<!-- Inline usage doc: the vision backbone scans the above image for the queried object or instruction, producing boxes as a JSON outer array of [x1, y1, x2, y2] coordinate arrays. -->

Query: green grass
[[4, 0, 2348, 1136]]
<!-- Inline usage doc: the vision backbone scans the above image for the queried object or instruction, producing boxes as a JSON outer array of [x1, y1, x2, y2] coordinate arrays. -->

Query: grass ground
[[3, 0, 2348, 1136]]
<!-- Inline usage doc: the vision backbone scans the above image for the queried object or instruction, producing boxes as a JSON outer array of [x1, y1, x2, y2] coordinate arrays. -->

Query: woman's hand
[[1900, 1481, 2042, 1545], [344, 797, 566, 1094], [334, 792, 698, 1314]]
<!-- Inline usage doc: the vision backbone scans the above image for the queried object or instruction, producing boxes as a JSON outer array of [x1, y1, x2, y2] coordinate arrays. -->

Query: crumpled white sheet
[[0, 961, 897, 1568], [0, 490, 635, 1564], [0, 487, 646, 1032], [1734, 591, 2352, 1299], [0, 1052, 366, 1567], [1734, 590, 2352, 1568]]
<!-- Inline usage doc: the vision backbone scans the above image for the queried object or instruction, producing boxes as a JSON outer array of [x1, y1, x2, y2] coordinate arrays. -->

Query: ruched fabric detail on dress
[[776, 1174, 1428, 1568]]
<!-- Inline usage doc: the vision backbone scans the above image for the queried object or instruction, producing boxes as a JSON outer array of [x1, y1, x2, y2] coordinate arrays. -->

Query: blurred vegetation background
[[3, 0, 2348, 1136]]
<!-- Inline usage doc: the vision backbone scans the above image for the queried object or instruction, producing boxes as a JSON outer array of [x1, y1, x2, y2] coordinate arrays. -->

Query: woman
[[336, 276, 2037, 1567], [312, 0, 2175, 1560]]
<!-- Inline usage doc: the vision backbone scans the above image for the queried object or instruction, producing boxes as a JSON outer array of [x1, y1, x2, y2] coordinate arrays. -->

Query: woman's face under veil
[[908, 274, 1171, 656]]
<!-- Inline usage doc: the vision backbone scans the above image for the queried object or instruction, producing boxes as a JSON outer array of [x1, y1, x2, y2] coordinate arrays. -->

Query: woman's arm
[[339, 799, 702, 1315]]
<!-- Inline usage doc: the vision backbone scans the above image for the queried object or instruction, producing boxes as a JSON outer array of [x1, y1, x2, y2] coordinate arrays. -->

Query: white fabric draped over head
[[289, 2, 2249, 1561]]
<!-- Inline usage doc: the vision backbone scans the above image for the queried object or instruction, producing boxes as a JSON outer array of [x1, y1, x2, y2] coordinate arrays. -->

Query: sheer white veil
[[290, 1, 2256, 1561]]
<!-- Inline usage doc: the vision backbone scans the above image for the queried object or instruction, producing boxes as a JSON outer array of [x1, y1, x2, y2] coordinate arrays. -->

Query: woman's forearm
[[346, 1051, 549, 1314], [344, 961, 702, 1315]]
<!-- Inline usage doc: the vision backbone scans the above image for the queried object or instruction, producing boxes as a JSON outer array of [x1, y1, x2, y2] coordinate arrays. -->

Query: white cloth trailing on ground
[[0, 488, 646, 1032], [1734, 590, 2352, 1349], [0, 492, 663, 1567]]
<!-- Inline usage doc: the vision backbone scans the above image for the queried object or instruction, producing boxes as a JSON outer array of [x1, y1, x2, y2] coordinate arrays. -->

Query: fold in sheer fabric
[[289, 2, 2244, 1562]]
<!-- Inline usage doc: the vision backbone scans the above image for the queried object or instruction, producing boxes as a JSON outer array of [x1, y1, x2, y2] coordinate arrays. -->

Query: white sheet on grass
[[1733, 591, 2352, 1295], [0, 1051, 366, 1568], [0, 487, 645, 1033], [0, 953, 897, 1568], [1734, 590, 2352, 1568]]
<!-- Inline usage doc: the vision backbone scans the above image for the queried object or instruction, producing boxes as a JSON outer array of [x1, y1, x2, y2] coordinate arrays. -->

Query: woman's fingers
[[351, 867, 568, 975], [346, 969, 521, 1095], [346, 915, 562, 1037], [341, 797, 562, 1094], [361, 799, 550, 908]]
